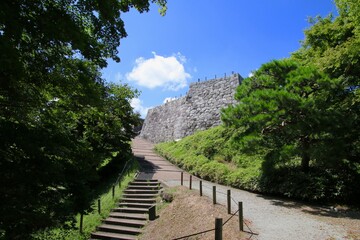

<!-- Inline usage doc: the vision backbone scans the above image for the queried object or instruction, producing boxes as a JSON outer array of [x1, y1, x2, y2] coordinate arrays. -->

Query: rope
[[243, 220, 259, 240], [115, 157, 132, 185], [172, 228, 214, 240], [222, 209, 239, 225], [231, 196, 238, 206]]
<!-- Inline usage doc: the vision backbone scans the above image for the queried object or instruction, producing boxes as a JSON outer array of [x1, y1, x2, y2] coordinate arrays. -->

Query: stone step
[[102, 217, 146, 228], [124, 189, 159, 194], [133, 179, 158, 182], [130, 181, 159, 186], [113, 207, 149, 214], [109, 212, 147, 221], [118, 202, 154, 209], [122, 193, 158, 199], [97, 223, 142, 235], [120, 197, 157, 204], [90, 231, 137, 240], [136, 161, 157, 166], [127, 184, 160, 190], [91, 178, 161, 239]]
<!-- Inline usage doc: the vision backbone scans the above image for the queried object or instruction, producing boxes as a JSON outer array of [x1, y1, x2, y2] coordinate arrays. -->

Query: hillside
[[155, 126, 360, 206]]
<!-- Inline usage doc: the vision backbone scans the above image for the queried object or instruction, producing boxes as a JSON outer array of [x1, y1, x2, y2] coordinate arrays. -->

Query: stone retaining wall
[[140, 73, 242, 143]]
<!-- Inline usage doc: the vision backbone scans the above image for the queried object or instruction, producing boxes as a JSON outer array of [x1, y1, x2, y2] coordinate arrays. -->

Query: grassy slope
[[156, 126, 263, 191], [155, 126, 360, 205]]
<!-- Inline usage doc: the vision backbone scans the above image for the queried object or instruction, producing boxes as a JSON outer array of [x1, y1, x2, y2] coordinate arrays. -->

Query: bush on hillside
[[155, 126, 360, 206]]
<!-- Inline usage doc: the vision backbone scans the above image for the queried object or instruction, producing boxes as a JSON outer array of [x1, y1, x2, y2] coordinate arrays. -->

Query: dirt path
[[132, 137, 360, 240], [139, 186, 247, 240]]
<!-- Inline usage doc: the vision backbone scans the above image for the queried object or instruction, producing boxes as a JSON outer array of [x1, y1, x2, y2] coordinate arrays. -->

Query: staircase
[[90, 179, 162, 240]]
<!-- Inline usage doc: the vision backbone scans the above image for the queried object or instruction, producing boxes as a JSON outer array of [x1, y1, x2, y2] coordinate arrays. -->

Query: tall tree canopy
[[293, 0, 360, 166], [0, 0, 166, 238], [222, 0, 359, 202], [222, 59, 344, 172]]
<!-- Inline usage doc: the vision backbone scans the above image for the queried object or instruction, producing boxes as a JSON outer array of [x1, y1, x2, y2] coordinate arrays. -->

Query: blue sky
[[102, 0, 337, 118]]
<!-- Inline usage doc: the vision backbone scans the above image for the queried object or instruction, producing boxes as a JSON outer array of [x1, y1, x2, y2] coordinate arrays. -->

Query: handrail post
[[149, 205, 156, 221], [181, 172, 183, 186], [98, 199, 101, 214], [199, 180, 202, 196], [79, 213, 84, 233]]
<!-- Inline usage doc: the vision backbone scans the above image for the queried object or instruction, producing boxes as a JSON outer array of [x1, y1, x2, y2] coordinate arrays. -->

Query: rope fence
[[176, 172, 259, 240]]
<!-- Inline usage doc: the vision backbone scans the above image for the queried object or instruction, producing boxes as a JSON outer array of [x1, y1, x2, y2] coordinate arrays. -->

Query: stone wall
[[140, 73, 242, 143]]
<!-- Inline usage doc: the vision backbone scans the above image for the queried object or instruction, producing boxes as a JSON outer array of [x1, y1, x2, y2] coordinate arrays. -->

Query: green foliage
[[222, 59, 347, 172], [156, 126, 263, 191], [259, 164, 360, 203], [31, 161, 138, 240], [222, 0, 360, 174], [0, 81, 140, 238], [292, 0, 360, 168], [0, 0, 165, 238], [156, 126, 360, 205], [220, 0, 360, 204]]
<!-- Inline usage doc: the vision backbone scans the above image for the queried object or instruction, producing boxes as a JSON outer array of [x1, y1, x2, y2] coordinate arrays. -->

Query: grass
[[155, 126, 263, 191], [32, 159, 139, 240], [155, 126, 360, 205]]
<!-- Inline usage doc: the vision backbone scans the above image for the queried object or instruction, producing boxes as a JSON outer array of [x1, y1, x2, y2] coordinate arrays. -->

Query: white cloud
[[163, 97, 177, 104], [126, 52, 191, 91], [248, 72, 254, 78], [130, 98, 152, 118], [175, 52, 187, 63]]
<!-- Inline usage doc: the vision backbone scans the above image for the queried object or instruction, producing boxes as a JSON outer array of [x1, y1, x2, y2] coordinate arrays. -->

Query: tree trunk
[[301, 139, 310, 173], [301, 152, 310, 173]]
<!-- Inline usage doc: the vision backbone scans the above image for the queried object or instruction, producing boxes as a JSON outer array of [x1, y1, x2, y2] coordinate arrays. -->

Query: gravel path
[[165, 179, 346, 240], [132, 138, 350, 240]]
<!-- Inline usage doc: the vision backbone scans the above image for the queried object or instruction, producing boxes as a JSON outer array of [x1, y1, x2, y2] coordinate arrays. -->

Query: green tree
[[222, 0, 360, 202], [0, 0, 164, 238], [293, 0, 360, 167], [222, 59, 343, 172]]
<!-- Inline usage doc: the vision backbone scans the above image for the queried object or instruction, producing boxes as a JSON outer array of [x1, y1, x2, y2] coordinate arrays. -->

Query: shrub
[[199, 161, 230, 184], [155, 126, 360, 206]]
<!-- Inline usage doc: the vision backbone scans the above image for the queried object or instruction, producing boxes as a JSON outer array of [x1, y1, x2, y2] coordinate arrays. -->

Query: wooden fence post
[[239, 202, 243, 231], [189, 175, 192, 189], [112, 185, 115, 198], [213, 186, 216, 204], [181, 172, 183, 186], [98, 199, 101, 214], [199, 180, 203, 196], [149, 205, 156, 221], [215, 218, 223, 240], [227, 190, 231, 214]]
